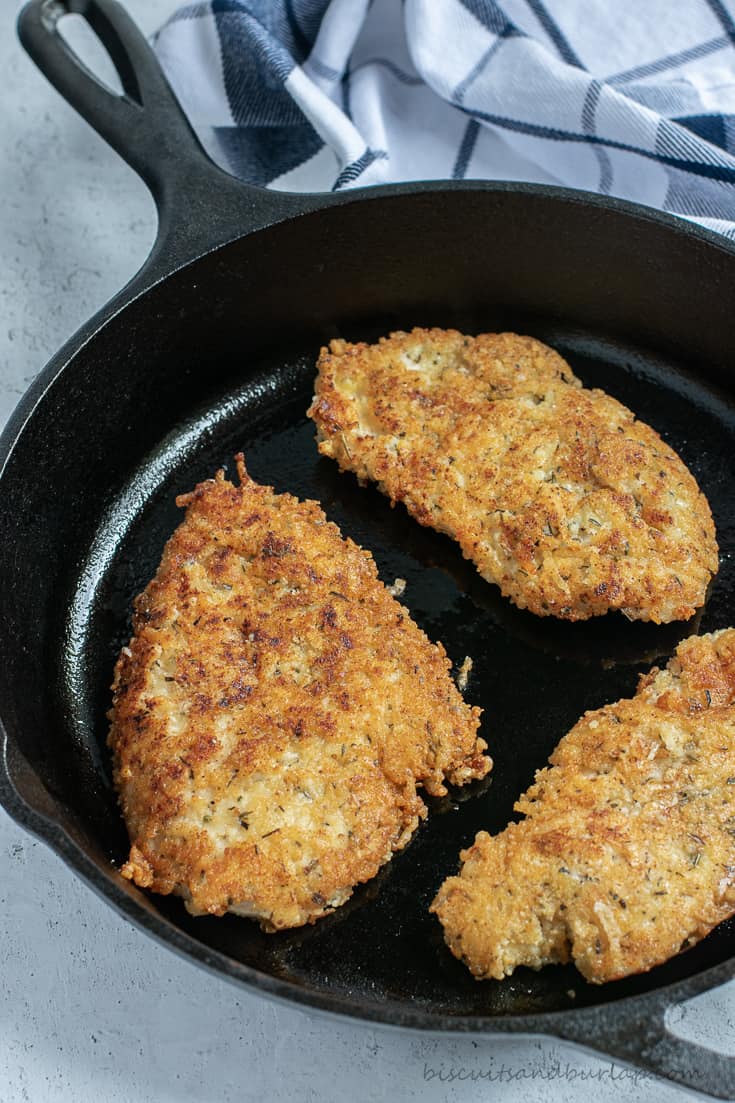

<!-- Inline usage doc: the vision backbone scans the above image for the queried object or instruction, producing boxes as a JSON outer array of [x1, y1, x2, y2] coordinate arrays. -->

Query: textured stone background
[[2, 2, 734, 1099]]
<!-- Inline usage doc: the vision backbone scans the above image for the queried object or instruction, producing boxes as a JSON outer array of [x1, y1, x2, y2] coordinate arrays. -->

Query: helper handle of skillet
[[555, 985, 735, 1098], [17, 0, 331, 288]]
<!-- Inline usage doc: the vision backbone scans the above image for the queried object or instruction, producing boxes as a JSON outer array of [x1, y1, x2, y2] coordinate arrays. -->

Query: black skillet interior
[[5, 0, 735, 1095], [78, 307, 735, 1020], [75, 314, 735, 1019]]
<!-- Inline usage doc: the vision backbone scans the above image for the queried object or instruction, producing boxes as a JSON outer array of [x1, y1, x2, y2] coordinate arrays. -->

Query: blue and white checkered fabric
[[154, 0, 735, 237]]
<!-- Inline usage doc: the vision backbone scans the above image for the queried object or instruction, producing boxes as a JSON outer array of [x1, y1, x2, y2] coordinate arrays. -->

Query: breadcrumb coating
[[109, 457, 489, 930], [432, 629, 735, 984], [308, 328, 718, 622]]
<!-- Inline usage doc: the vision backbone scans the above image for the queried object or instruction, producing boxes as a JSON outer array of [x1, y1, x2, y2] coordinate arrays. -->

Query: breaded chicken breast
[[109, 456, 489, 930], [432, 629, 735, 984], [308, 329, 718, 622]]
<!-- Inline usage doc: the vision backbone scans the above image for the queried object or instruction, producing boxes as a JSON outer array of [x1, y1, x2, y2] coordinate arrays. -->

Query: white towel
[[154, 0, 735, 236]]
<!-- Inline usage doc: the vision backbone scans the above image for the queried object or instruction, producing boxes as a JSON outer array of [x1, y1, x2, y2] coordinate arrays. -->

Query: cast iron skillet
[[4, 0, 735, 1095]]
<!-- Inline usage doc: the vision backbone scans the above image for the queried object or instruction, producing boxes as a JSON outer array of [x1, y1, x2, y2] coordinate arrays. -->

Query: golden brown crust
[[308, 328, 718, 622], [108, 456, 489, 930], [431, 629, 735, 984]]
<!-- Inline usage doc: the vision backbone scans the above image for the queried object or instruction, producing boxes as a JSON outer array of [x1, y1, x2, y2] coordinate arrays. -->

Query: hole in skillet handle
[[555, 987, 735, 1098], [56, 11, 123, 95]]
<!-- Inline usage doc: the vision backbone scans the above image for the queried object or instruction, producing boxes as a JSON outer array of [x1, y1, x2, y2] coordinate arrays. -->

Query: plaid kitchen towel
[[154, 0, 735, 237]]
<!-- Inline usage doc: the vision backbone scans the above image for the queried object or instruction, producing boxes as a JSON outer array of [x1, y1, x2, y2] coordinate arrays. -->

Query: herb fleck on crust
[[308, 328, 718, 622], [109, 456, 489, 930]]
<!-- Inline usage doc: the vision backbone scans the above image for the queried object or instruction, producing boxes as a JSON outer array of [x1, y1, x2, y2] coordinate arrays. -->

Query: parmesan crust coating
[[431, 629, 735, 984], [308, 328, 718, 622], [108, 457, 489, 930]]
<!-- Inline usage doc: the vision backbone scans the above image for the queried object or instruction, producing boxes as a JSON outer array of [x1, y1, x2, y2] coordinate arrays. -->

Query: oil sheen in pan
[[61, 325, 735, 1016]]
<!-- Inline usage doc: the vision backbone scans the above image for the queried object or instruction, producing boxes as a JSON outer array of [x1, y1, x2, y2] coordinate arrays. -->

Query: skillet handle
[[17, 0, 323, 280], [556, 988, 735, 1099]]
